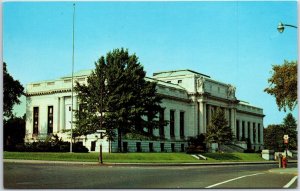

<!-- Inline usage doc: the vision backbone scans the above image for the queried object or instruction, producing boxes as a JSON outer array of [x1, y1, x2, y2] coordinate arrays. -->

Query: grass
[[4, 152, 266, 163]]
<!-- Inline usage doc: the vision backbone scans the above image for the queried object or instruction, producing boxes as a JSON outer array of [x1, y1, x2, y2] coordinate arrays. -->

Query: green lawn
[[4, 152, 265, 163]]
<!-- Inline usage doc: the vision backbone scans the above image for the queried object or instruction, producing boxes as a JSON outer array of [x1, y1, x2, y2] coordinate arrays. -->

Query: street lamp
[[277, 22, 297, 33], [70, 3, 76, 153]]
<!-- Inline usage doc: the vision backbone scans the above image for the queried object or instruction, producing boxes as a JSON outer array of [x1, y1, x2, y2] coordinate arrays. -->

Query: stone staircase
[[220, 143, 245, 153]]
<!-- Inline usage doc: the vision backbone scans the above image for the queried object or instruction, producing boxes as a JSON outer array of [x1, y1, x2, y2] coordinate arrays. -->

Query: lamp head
[[277, 22, 285, 33]]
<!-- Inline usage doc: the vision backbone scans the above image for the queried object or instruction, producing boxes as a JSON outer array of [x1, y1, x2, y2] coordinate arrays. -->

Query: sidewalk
[[3, 159, 298, 166], [268, 167, 298, 175]]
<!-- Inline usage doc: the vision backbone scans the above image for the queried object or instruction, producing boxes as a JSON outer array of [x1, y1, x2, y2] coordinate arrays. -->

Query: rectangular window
[[91, 141, 96, 151], [149, 143, 154, 152], [236, 120, 240, 140], [180, 111, 185, 139], [33, 107, 39, 135], [170, 110, 175, 138], [181, 144, 185, 152], [123, 142, 128, 152], [47, 106, 53, 134], [171, 143, 175, 152], [160, 143, 164, 152], [136, 142, 142, 152], [159, 109, 165, 138]]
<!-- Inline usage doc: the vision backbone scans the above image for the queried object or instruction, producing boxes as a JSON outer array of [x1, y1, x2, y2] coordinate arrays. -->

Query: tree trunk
[[117, 128, 122, 152]]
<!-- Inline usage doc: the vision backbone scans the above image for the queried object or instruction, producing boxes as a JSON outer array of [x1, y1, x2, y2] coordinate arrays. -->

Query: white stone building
[[25, 69, 264, 152]]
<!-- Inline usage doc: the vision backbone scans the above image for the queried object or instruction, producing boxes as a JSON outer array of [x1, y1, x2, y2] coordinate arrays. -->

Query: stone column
[[260, 123, 264, 146], [175, 110, 180, 140], [56, 97, 60, 133], [225, 109, 229, 126], [165, 109, 170, 139], [255, 123, 259, 144], [207, 104, 211, 127], [59, 96, 65, 131], [202, 102, 207, 133], [230, 109, 236, 136], [239, 120, 242, 140]]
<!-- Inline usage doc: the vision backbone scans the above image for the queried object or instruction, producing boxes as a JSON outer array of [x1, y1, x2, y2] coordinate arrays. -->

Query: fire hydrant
[[282, 156, 287, 168]]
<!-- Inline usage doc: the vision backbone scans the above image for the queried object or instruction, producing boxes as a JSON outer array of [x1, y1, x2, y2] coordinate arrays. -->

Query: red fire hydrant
[[282, 156, 287, 168]]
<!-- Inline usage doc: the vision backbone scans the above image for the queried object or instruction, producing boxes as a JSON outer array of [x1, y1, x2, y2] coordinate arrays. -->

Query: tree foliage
[[3, 62, 24, 118], [282, 113, 297, 150], [264, 60, 297, 111], [4, 114, 26, 148], [263, 113, 297, 151], [74, 48, 164, 152], [206, 107, 233, 149], [263, 124, 285, 152]]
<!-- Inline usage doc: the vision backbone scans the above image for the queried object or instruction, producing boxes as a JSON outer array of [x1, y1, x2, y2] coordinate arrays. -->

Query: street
[[4, 162, 297, 189]]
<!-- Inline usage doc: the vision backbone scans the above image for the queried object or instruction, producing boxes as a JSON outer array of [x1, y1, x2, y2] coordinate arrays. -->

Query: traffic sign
[[283, 135, 289, 144]]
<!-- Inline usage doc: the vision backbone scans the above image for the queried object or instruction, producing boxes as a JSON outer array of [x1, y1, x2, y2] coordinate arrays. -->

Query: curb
[[4, 159, 297, 166]]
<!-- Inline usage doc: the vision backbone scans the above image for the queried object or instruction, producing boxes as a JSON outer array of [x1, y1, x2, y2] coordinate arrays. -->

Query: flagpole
[[70, 3, 75, 153]]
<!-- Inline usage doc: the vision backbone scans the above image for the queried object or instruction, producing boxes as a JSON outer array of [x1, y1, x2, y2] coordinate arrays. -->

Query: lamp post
[[97, 129, 106, 164], [277, 22, 297, 33], [70, 3, 76, 153]]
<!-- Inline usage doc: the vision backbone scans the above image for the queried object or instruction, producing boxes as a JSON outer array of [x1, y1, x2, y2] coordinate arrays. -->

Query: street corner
[[268, 167, 298, 175]]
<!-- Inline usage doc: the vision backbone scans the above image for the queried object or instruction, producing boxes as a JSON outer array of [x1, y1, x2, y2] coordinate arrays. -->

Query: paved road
[[4, 162, 297, 189]]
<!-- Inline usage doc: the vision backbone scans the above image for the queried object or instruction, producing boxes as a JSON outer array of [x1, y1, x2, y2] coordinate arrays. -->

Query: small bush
[[5, 135, 88, 153]]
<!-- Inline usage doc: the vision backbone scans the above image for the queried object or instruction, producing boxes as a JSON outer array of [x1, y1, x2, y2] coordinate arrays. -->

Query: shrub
[[5, 135, 89, 153]]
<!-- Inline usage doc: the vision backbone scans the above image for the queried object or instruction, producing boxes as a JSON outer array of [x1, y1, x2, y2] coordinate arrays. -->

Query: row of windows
[[159, 109, 185, 139], [236, 120, 261, 143], [32, 106, 185, 139], [91, 142, 186, 152], [33, 106, 53, 135]]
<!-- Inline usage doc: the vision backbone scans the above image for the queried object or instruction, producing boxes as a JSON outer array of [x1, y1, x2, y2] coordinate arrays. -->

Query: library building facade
[[25, 69, 264, 152]]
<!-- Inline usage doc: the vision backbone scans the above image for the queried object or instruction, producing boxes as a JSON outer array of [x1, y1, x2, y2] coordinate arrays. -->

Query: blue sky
[[3, 1, 298, 126]]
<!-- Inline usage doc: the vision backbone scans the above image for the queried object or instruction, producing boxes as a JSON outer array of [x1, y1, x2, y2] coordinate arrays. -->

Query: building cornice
[[237, 109, 265, 118], [157, 93, 191, 103], [26, 89, 71, 96]]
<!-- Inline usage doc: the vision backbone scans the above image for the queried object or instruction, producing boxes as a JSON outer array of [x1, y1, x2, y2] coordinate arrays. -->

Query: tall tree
[[4, 114, 26, 149], [206, 107, 233, 150], [3, 62, 24, 118], [74, 48, 164, 152], [264, 60, 297, 111], [263, 124, 285, 152], [282, 113, 297, 150]]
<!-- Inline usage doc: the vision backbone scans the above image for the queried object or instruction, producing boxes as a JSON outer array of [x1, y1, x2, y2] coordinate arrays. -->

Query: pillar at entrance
[[230, 108, 236, 136], [59, 97, 65, 131], [199, 102, 206, 134]]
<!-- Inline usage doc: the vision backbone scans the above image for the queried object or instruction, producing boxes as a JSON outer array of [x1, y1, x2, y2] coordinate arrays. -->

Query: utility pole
[[70, 3, 75, 153]]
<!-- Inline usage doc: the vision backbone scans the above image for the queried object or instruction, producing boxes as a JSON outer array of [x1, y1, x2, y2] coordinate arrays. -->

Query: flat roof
[[153, 69, 210, 78]]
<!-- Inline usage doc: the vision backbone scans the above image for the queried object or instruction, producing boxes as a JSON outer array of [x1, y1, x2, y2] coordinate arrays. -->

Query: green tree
[[4, 114, 26, 149], [264, 60, 297, 111], [3, 62, 24, 118], [74, 48, 164, 152], [206, 107, 233, 151], [282, 113, 297, 150], [263, 124, 285, 152]]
